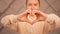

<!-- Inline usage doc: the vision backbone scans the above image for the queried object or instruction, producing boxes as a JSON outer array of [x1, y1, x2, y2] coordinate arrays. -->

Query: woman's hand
[[32, 9, 48, 22], [17, 9, 32, 22]]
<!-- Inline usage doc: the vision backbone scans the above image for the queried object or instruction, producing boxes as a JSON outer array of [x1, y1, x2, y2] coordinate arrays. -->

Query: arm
[[1, 15, 18, 32], [46, 14, 60, 31], [51, 14, 60, 28]]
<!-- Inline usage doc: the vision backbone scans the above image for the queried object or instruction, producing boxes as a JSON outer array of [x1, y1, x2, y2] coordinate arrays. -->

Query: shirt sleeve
[[45, 14, 60, 32], [1, 14, 18, 32]]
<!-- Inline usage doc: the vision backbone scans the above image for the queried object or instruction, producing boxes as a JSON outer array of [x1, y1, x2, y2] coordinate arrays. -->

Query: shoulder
[[2, 14, 17, 19], [1, 14, 19, 26], [1, 14, 17, 23], [46, 13, 60, 25], [47, 13, 59, 20]]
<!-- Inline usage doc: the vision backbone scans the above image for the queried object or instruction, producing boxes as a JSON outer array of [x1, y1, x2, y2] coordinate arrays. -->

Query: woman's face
[[26, 0, 40, 10]]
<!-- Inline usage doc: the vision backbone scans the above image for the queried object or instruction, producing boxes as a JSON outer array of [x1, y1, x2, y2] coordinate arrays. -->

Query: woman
[[1, 0, 60, 34]]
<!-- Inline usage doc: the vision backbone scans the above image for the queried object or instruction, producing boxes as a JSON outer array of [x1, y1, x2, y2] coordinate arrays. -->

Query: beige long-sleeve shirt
[[1, 14, 60, 34]]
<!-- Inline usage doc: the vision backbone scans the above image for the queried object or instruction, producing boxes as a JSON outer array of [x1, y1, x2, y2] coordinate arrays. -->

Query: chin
[[27, 14, 37, 22]]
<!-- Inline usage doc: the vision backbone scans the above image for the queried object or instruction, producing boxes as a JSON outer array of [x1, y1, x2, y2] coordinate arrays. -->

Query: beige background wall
[[0, 0, 60, 34]]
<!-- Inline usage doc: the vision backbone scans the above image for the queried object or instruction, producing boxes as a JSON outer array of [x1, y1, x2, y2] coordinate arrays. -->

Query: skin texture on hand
[[33, 10, 48, 22], [17, 9, 48, 25], [17, 9, 30, 22]]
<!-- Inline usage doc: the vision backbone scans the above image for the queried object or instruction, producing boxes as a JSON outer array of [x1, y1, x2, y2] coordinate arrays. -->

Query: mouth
[[27, 13, 37, 22]]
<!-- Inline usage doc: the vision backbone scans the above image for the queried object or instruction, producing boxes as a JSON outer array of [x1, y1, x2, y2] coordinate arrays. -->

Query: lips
[[27, 14, 37, 22]]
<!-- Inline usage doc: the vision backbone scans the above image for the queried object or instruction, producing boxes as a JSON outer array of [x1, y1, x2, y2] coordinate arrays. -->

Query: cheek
[[27, 6, 31, 9], [34, 5, 39, 9], [34, 6, 39, 9]]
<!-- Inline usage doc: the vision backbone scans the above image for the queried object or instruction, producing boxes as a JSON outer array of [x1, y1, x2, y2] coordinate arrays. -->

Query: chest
[[18, 21, 46, 34]]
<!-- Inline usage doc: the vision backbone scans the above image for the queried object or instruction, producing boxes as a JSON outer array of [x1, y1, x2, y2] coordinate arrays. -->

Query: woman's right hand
[[17, 9, 32, 22]]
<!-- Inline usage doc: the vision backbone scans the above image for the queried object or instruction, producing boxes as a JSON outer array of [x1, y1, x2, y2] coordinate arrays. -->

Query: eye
[[34, 4, 37, 6], [28, 4, 32, 6]]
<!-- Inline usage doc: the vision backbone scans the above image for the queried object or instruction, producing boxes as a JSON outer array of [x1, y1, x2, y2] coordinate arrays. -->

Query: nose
[[31, 5, 35, 11], [27, 10, 35, 16]]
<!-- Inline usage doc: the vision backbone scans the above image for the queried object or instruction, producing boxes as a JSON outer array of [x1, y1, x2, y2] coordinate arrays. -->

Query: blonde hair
[[26, 0, 40, 5]]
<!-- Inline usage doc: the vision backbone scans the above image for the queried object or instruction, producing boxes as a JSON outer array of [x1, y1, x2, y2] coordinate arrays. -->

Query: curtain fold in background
[[0, 0, 60, 34]]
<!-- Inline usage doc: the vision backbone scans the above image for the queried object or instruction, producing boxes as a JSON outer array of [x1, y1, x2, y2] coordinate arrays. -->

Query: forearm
[[46, 14, 60, 31], [1, 15, 18, 32]]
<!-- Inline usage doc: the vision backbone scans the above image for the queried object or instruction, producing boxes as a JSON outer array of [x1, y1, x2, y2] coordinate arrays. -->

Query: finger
[[17, 9, 32, 20], [33, 9, 47, 16], [18, 9, 30, 16], [33, 9, 40, 14]]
